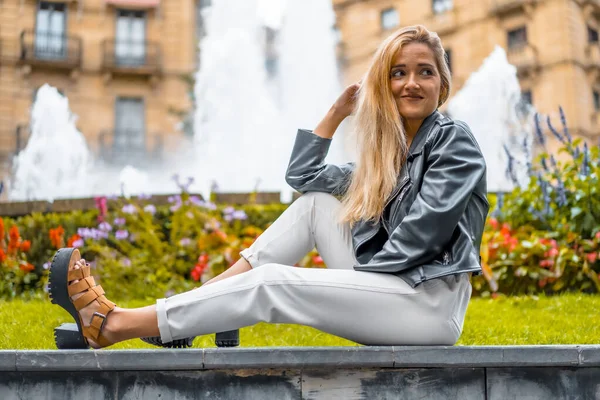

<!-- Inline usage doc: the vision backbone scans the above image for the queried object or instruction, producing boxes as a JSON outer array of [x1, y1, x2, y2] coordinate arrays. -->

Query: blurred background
[[0, 0, 596, 201]]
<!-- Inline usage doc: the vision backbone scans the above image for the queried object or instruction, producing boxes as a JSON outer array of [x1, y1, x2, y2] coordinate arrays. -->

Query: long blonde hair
[[338, 25, 451, 226]]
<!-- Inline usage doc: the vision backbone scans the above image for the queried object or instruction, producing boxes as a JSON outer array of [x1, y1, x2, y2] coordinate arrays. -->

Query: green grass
[[2, 294, 600, 349]]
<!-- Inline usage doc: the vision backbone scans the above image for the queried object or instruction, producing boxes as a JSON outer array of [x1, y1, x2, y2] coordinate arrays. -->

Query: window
[[589, 26, 599, 44], [594, 90, 600, 112], [380, 8, 399, 30], [115, 97, 145, 153], [507, 26, 527, 49], [432, 0, 453, 14], [115, 10, 146, 66], [444, 49, 452, 74], [35, 2, 67, 60]]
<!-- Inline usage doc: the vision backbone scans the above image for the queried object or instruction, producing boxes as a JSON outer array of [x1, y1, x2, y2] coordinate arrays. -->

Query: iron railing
[[102, 39, 161, 75], [19, 30, 82, 68], [98, 130, 163, 164]]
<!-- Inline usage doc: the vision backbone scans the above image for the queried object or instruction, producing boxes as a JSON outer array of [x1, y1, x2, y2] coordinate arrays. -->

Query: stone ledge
[[2, 345, 600, 372]]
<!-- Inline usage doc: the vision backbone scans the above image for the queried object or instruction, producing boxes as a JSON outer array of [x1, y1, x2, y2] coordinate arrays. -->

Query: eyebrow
[[391, 63, 435, 69]]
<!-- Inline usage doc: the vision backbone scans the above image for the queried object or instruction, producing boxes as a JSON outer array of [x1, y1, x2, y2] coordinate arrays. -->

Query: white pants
[[156, 192, 472, 346]]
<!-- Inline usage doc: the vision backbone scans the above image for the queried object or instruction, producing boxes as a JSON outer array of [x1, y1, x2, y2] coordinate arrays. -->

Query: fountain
[[9, 84, 93, 202], [447, 46, 534, 193]]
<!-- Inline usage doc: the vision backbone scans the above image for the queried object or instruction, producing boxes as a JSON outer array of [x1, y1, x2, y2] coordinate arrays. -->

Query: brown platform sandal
[[49, 248, 116, 349]]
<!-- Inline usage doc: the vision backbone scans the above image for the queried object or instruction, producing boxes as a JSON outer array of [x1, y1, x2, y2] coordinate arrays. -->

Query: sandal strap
[[85, 295, 116, 341], [68, 276, 96, 297], [72, 285, 105, 311], [68, 265, 91, 281]]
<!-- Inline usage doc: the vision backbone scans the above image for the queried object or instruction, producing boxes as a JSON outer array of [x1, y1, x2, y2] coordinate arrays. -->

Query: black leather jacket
[[285, 110, 489, 287]]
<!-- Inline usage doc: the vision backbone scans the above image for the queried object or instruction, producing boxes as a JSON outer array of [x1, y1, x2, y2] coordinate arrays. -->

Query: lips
[[402, 95, 424, 99]]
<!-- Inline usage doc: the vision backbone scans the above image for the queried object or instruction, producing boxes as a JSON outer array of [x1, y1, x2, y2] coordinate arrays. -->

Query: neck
[[403, 119, 423, 145]]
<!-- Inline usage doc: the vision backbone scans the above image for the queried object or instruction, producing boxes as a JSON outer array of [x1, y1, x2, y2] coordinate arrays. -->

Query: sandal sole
[[49, 248, 89, 349]]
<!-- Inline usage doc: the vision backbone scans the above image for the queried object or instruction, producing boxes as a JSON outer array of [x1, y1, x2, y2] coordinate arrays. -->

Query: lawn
[[1, 294, 599, 349]]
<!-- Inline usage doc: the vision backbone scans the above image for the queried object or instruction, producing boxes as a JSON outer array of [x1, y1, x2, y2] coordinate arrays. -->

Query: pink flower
[[587, 253, 598, 263]]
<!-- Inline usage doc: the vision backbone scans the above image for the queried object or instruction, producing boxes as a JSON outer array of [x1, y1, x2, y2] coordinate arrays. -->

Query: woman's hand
[[314, 82, 361, 139], [331, 82, 361, 119]]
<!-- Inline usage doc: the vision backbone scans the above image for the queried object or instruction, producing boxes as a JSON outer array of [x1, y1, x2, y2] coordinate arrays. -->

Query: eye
[[391, 69, 404, 78], [421, 69, 434, 76]]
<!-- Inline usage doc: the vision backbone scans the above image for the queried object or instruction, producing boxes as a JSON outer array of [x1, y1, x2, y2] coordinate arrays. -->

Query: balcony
[[507, 44, 540, 77], [428, 7, 459, 36], [490, 0, 538, 16], [101, 39, 161, 78], [98, 130, 163, 166], [19, 30, 82, 71]]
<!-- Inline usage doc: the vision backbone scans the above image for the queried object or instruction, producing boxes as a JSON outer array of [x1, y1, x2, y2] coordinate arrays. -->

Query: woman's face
[[390, 43, 441, 126]]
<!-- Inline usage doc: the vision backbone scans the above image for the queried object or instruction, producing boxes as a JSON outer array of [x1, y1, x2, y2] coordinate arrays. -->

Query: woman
[[49, 25, 488, 349]]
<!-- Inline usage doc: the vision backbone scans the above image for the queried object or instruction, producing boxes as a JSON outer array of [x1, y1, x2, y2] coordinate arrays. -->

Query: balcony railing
[[102, 39, 161, 76], [490, 0, 538, 16], [98, 130, 163, 165], [507, 44, 540, 77], [19, 30, 82, 70], [429, 7, 459, 36]]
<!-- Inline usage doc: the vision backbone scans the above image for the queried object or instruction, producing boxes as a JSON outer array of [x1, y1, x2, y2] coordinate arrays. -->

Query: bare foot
[[68, 258, 118, 348]]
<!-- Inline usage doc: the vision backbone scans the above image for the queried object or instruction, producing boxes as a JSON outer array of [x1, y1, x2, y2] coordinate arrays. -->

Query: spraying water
[[447, 46, 534, 192], [9, 84, 92, 202]]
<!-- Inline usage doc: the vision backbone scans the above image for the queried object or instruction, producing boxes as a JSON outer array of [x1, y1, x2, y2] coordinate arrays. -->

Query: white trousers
[[156, 192, 472, 346]]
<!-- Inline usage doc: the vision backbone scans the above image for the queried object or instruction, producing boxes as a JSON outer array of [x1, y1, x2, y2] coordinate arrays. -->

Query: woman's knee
[[295, 191, 341, 211]]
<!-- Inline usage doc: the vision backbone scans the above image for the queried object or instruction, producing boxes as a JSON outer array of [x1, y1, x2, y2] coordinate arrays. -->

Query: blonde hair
[[338, 25, 451, 226]]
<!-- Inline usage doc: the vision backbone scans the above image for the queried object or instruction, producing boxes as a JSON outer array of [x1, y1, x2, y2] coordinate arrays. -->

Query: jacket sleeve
[[285, 129, 355, 195], [354, 122, 486, 273]]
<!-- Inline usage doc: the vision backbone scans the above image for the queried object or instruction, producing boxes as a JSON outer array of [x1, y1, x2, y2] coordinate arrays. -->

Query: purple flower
[[204, 201, 217, 210], [189, 196, 204, 207], [114, 217, 126, 226], [144, 204, 157, 215], [137, 193, 152, 200], [122, 258, 132, 267], [223, 206, 235, 215], [72, 238, 84, 248], [98, 222, 112, 232], [115, 230, 129, 240], [43, 262, 51, 270], [232, 210, 248, 220], [224, 214, 233, 222], [122, 204, 137, 214], [170, 203, 181, 212], [179, 238, 192, 246], [168, 195, 182, 204]]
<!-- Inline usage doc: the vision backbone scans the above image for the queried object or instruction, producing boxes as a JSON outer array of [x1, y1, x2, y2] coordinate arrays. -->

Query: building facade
[[0, 0, 199, 177], [332, 0, 599, 151]]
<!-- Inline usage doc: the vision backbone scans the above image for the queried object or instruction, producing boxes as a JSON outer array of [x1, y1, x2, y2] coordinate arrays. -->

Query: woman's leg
[[69, 192, 355, 347]]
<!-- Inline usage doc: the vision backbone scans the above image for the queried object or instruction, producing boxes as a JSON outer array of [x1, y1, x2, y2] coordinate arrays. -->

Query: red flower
[[587, 252, 598, 263], [488, 218, 499, 230], [0, 248, 6, 263], [198, 253, 209, 265], [540, 259, 554, 268], [49, 227, 65, 249], [0, 217, 4, 241], [547, 248, 559, 258], [19, 240, 31, 252], [312, 255, 324, 266], [596, 232, 600, 240], [19, 262, 35, 272], [190, 263, 208, 281], [67, 234, 82, 248]]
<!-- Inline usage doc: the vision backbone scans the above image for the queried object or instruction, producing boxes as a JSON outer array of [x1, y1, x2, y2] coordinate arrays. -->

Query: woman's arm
[[285, 83, 360, 195]]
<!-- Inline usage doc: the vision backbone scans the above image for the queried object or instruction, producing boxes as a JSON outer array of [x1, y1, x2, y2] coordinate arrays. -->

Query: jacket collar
[[407, 110, 443, 161]]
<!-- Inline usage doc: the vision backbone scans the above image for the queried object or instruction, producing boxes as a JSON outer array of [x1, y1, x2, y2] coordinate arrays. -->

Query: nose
[[405, 74, 419, 89]]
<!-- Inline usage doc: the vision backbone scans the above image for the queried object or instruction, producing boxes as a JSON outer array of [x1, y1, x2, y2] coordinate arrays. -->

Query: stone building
[[332, 0, 599, 150], [0, 0, 199, 176]]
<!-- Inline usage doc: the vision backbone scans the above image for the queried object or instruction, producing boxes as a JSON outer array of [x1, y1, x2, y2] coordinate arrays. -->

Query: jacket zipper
[[382, 177, 411, 235], [442, 251, 451, 265]]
